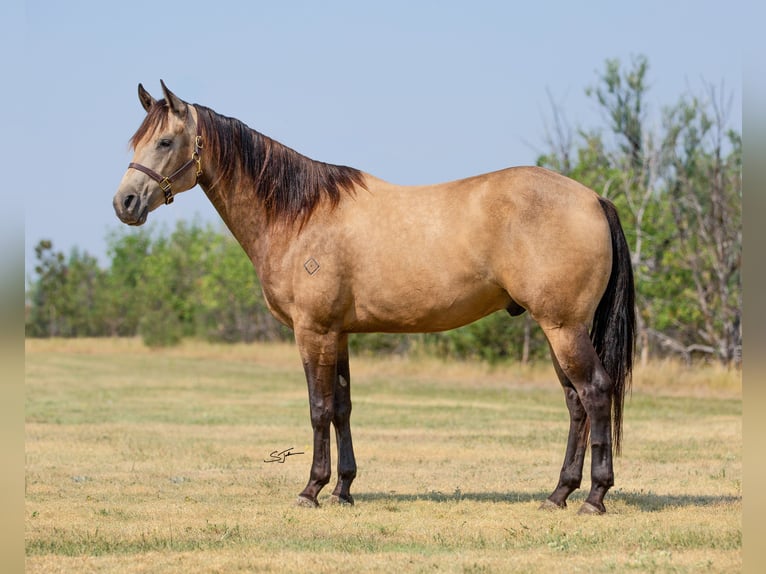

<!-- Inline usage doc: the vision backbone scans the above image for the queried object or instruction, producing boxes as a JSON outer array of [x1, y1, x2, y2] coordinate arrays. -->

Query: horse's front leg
[[329, 334, 357, 505], [295, 328, 339, 508]]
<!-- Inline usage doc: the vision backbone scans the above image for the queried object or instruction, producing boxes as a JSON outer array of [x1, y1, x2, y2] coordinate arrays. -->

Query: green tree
[[653, 88, 742, 364], [100, 228, 153, 336], [586, 55, 649, 172], [58, 248, 107, 336], [26, 241, 108, 337], [26, 240, 67, 337], [135, 220, 215, 347], [196, 230, 289, 343]]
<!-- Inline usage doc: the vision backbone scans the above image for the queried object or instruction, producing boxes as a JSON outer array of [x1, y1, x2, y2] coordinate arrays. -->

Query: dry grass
[[25, 339, 741, 573]]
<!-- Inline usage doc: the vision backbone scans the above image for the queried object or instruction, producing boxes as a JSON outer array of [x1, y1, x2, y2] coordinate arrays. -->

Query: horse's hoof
[[539, 499, 566, 511], [295, 495, 319, 508], [578, 502, 605, 515], [328, 494, 354, 506]]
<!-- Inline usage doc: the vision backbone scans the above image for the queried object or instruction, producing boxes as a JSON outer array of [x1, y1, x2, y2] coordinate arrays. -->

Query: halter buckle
[[159, 178, 174, 204]]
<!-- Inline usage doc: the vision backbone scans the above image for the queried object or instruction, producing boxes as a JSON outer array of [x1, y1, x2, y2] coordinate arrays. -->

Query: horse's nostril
[[123, 194, 136, 210]]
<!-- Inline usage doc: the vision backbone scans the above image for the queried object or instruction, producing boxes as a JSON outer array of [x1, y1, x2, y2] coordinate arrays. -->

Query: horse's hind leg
[[540, 350, 590, 510], [543, 324, 614, 514], [329, 334, 357, 505]]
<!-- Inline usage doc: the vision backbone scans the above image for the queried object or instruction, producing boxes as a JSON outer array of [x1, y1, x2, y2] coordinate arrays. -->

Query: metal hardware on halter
[[159, 177, 173, 204], [127, 123, 203, 205], [192, 135, 203, 178]]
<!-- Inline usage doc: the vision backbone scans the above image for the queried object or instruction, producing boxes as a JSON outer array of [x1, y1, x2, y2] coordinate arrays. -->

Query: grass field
[[25, 338, 742, 573]]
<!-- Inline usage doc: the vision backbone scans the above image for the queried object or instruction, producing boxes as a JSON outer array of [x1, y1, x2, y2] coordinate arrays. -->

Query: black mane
[[131, 99, 366, 225], [199, 102, 369, 225]]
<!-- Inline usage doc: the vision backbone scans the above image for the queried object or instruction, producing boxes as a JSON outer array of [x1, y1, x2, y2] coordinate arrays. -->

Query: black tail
[[591, 197, 636, 455]]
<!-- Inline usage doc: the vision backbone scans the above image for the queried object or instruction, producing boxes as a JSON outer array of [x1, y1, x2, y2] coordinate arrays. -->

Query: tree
[[59, 248, 107, 336], [26, 241, 108, 337], [586, 55, 649, 172], [654, 86, 742, 364], [26, 240, 67, 337], [134, 221, 215, 347], [100, 228, 153, 336], [196, 229, 289, 343]]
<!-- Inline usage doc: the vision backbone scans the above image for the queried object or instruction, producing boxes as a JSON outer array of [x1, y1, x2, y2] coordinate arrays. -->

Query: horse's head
[[113, 81, 202, 226]]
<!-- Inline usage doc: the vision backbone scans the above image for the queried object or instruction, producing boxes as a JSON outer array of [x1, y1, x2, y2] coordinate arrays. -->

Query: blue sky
[[22, 1, 744, 274]]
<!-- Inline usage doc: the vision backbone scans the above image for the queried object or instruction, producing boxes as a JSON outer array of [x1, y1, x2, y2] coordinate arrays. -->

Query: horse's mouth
[[127, 206, 149, 226]]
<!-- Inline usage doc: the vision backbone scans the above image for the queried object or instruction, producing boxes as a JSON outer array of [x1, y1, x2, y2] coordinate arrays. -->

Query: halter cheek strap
[[128, 127, 203, 205]]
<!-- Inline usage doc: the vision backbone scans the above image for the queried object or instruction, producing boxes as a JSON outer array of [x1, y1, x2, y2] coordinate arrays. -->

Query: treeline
[[25, 57, 741, 365], [26, 223, 291, 347]]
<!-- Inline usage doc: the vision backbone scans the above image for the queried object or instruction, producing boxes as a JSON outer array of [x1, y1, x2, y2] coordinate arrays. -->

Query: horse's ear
[[138, 83, 156, 113], [160, 80, 187, 119]]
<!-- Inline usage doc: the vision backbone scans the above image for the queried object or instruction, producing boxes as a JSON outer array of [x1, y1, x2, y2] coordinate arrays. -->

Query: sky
[[21, 0, 746, 276]]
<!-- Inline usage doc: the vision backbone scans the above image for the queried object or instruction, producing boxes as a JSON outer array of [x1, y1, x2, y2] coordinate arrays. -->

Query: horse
[[113, 81, 635, 515]]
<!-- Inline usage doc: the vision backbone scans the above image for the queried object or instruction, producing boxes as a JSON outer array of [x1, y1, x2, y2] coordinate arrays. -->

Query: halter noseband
[[128, 122, 203, 205]]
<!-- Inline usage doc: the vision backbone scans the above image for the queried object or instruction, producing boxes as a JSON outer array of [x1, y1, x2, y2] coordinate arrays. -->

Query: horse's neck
[[200, 178, 276, 273]]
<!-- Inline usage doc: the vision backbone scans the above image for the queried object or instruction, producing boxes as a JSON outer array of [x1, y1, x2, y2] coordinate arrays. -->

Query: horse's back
[[332, 167, 610, 330], [284, 166, 612, 334]]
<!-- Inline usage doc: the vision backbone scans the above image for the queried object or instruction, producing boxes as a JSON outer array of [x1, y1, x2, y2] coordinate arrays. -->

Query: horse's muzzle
[[113, 191, 148, 226]]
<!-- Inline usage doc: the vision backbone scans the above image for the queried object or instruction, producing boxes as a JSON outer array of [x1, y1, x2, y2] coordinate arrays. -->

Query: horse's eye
[[157, 139, 172, 149]]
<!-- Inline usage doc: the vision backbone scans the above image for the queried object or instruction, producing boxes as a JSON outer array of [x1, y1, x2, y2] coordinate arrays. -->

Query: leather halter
[[128, 122, 203, 205]]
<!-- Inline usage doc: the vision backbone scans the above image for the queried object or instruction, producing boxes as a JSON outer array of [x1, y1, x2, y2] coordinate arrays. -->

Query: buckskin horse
[[113, 82, 635, 515]]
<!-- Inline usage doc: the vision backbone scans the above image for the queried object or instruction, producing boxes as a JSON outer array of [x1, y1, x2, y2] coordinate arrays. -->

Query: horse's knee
[[310, 407, 333, 430]]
